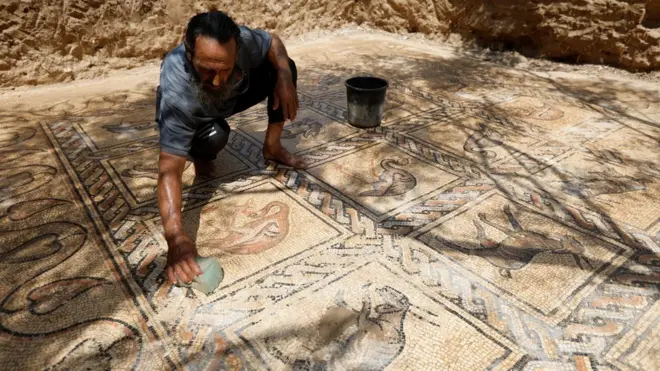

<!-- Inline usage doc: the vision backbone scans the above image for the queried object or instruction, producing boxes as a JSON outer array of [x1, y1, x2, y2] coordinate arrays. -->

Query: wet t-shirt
[[157, 26, 272, 158]]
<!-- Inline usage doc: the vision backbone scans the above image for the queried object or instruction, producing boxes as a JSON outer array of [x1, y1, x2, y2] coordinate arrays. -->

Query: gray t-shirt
[[157, 26, 272, 157]]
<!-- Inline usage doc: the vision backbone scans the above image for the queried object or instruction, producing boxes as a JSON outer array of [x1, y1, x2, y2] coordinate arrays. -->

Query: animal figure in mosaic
[[560, 169, 649, 199], [317, 74, 342, 91], [588, 148, 660, 179], [103, 119, 154, 134], [437, 205, 592, 278], [463, 123, 505, 159], [358, 158, 417, 197], [205, 200, 290, 255], [281, 118, 323, 139], [508, 100, 564, 121], [121, 162, 191, 180], [121, 164, 159, 180], [383, 93, 417, 120], [264, 284, 410, 370]]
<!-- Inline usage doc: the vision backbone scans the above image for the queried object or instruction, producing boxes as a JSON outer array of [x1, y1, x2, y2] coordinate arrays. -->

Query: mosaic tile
[[414, 192, 633, 322], [306, 142, 460, 220], [1, 31, 658, 370]]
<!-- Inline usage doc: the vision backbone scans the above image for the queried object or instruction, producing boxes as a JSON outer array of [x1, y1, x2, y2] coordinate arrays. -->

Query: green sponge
[[176, 256, 224, 295]]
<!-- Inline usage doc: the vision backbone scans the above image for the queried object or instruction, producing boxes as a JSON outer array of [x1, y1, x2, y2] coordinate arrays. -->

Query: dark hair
[[184, 11, 241, 56]]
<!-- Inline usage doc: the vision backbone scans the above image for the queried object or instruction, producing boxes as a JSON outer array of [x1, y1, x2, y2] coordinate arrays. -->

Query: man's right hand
[[158, 150, 202, 285], [166, 234, 202, 284]]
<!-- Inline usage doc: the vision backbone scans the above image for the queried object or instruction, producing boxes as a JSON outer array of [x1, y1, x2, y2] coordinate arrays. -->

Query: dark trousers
[[188, 58, 298, 161]]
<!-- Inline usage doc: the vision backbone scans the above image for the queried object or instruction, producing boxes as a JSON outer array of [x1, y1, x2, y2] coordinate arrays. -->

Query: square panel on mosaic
[[487, 94, 603, 140], [407, 115, 542, 167], [306, 142, 462, 221], [413, 191, 633, 323], [514, 151, 660, 232], [74, 108, 158, 150], [234, 262, 525, 370], [103, 146, 254, 207], [144, 180, 351, 289], [238, 105, 359, 156]]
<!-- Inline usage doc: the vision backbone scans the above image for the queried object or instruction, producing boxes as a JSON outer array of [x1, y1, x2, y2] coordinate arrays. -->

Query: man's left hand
[[272, 69, 298, 122]]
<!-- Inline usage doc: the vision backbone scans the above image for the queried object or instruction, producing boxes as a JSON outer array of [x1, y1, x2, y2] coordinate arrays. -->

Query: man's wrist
[[164, 227, 185, 244]]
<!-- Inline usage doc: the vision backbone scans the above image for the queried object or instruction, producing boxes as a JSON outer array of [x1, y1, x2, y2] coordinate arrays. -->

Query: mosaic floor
[[1, 32, 659, 370]]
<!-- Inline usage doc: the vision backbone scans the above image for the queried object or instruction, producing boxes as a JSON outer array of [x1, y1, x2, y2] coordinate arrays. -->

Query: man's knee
[[191, 120, 230, 160]]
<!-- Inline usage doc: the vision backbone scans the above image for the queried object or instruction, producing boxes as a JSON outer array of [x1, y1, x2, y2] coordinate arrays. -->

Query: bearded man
[[155, 10, 307, 284]]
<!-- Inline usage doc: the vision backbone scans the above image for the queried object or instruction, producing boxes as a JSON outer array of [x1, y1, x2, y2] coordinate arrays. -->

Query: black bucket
[[345, 76, 389, 128]]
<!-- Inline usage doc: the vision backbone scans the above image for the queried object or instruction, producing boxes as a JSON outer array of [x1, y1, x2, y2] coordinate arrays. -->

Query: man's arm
[[267, 33, 292, 73], [158, 150, 201, 284], [267, 33, 298, 121]]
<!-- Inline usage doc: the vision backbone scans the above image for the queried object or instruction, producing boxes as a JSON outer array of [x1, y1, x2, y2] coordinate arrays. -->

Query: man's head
[[184, 11, 241, 103]]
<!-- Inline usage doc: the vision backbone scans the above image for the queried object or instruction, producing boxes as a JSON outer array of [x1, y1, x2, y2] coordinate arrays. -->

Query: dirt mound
[[1, 0, 659, 87]]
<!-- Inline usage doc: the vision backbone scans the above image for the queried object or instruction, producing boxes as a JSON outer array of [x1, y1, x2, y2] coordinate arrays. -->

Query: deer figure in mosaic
[[437, 204, 592, 278]]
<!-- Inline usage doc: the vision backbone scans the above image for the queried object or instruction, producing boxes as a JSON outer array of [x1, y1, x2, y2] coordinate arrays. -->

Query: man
[[155, 11, 307, 285]]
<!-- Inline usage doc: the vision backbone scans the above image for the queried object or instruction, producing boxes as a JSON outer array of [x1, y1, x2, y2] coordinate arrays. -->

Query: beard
[[191, 70, 236, 106]]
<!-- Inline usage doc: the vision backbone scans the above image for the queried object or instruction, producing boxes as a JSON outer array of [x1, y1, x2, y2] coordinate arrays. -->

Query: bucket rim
[[345, 76, 389, 91]]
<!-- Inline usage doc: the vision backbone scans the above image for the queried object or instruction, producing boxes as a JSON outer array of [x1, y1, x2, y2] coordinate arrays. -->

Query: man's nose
[[212, 73, 222, 87]]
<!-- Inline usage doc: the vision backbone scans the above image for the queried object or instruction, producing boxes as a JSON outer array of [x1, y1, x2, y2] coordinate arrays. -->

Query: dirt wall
[[1, 0, 658, 87]]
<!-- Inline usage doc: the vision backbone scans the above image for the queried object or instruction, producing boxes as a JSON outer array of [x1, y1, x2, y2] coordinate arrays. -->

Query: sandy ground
[[2, 0, 659, 87], [0, 29, 659, 370]]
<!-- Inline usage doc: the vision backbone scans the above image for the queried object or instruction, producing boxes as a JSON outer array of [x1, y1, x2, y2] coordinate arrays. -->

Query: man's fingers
[[179, 259, 196, 282], [282, 99, 290, 122], [167, 266, 177, 284], [289, 102, 297, 122], [174, 264, 191, 284], [187, 256, 202, 275], [273, 94, 280, 110]]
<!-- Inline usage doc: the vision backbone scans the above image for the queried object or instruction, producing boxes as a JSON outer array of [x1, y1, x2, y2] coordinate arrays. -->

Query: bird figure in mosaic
[[103, 119, 154, 134], [281, 118, 323, 139], [121, 164, 160, 180], [463, 122, 505, 159], [508, 99, 564, 121], [358, 158, 417, 197]]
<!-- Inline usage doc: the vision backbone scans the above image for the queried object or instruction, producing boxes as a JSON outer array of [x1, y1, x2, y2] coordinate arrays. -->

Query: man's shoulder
[[237, 25, 272, 68], [159, 43, 197, 107], [160, 43, 188, 83]]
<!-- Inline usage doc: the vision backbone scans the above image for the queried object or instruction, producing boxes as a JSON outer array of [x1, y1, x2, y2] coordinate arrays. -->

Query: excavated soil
[[1, 0, 659, 87]]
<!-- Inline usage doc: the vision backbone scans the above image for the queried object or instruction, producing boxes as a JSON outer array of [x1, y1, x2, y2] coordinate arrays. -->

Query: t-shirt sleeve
[[157, 97, 196, 158], [239, 26, 272, 68]]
